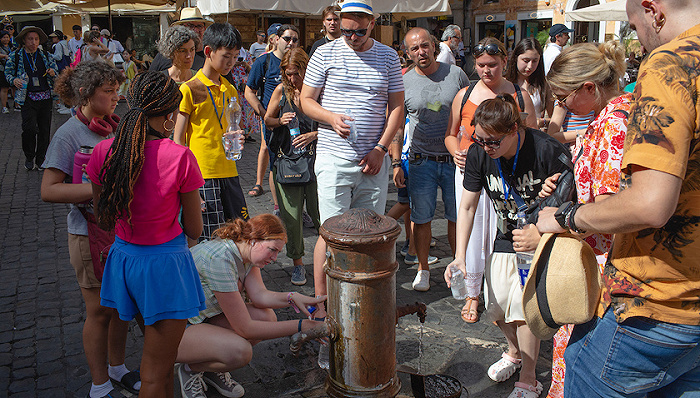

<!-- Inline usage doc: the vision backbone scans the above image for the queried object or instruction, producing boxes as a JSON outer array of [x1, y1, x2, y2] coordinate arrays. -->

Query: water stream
[[418, 323, 424, 375]]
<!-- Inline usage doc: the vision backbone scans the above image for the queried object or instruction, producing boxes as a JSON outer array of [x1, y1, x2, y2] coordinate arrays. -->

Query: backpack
[[460, 82, 525, 116], [255, 53, 273, 102]]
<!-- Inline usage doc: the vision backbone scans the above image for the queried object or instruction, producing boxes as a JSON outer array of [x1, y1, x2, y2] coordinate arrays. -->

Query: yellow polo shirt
[[179, 70, 238, 179]]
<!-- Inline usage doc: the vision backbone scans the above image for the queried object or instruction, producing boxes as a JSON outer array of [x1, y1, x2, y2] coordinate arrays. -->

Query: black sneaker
[[24, 160, 35, 170]]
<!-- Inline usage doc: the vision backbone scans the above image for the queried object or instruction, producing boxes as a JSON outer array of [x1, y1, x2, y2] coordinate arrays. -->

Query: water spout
[[289, 322, 332, 355], [396, 302, 427, 325]]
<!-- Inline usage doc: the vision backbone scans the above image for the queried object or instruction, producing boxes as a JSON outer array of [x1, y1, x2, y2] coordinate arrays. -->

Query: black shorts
[[0, 71, 10, 88], [199, 176, 249, 241]]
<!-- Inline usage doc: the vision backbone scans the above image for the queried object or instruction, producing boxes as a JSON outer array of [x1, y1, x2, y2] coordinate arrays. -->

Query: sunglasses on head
[[341, 28, 367, 38], [474, 43, 504, 57], [280, 36, 298, 43]]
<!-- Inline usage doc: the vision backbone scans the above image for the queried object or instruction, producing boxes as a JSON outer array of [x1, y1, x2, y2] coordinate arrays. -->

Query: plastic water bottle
[[456, 126, 468, 172], [449, 264, 468, 300], [344, 109, 357, 143], [222, 97, 242, 160], [14, 73, 27, 104], [515, 207, 535, 287], [288, 116, 303, 154], [318, 340, 330, 370]]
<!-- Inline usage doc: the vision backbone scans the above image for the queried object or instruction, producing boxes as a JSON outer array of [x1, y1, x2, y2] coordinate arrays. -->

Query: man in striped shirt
[[300, 0, 404, 301]]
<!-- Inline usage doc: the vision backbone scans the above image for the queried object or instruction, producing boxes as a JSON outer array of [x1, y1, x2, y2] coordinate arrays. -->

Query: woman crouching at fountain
[[175, 214, 327, 397], [445, 95, 571, 398]]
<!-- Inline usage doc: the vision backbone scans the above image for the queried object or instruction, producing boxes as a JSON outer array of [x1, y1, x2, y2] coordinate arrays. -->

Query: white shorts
[[315, 152, 390, 223], [483, 252, 525, 324]]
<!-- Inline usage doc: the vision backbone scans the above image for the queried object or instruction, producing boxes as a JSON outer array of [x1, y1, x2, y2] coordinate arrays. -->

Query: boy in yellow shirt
[[174, 23, 248, 241]]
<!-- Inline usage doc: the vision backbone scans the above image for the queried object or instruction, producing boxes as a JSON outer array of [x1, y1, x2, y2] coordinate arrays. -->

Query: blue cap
[[267, 23, 282, 37]]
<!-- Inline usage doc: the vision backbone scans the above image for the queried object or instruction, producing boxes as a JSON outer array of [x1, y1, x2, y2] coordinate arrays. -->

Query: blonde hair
[[547, 41, 625, 103]]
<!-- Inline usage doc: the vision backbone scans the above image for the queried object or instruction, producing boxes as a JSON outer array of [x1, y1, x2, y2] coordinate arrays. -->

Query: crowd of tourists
[[3, 0, 700, 397]]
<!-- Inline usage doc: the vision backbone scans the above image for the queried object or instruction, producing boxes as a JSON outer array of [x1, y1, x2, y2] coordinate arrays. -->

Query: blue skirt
[[100, 233, 206, 325]]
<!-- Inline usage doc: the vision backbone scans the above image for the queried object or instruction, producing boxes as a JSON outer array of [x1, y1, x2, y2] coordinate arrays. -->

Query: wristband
[[375, 144, 388, 153], [287, 292, 300, 313], [298, 319, 303, 333], [391, 161, 401, 169], [567, 203, 587, 234]]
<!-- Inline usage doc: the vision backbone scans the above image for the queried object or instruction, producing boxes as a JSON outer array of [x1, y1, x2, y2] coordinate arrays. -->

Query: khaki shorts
[[68, 233, 101, 289]]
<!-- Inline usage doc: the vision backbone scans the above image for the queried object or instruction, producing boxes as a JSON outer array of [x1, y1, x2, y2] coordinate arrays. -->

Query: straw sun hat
[[522, 232, 602, 340], [173, 7, 213, 27]]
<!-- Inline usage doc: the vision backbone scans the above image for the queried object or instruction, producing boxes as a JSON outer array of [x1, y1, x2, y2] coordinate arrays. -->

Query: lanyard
[[24, 49, 38, 74], [206, 86, 224, 130], [495, 130, 522, 204]]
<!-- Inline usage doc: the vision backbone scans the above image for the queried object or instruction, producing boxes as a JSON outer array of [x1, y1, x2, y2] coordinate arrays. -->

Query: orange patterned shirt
[[597, 24, 700, 325]]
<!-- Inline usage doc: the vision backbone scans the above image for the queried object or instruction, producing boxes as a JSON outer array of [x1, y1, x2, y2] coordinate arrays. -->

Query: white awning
[[198, 0, 451, 18], [1, 0, 178, 16], [566, 0, 628, 22]]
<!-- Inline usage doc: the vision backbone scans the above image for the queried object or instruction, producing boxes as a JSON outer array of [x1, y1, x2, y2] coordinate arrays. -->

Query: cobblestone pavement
[[0, 104, 553, 397]]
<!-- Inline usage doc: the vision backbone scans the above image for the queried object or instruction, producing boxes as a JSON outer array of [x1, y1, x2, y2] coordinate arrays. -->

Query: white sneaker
[[412, 270, 431, 291], [1, 107, 8, 114]]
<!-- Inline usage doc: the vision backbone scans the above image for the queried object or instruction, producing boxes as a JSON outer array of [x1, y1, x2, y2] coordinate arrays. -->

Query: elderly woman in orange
[[539, 41, 631, 398], [175, 214, 326, 397]]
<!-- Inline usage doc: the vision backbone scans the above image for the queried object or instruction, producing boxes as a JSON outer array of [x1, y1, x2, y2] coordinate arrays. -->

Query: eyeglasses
[[471, 132, 507, 149], [341, 28, 368, 38], [473, 43, 505, 57], [553, 85, 583, 112], [280, 36, 299, 43]]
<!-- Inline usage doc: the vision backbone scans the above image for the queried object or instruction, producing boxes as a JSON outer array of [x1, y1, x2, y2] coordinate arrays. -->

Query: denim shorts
[[407, 157, 456, 224], [563, 308, 700, 397]]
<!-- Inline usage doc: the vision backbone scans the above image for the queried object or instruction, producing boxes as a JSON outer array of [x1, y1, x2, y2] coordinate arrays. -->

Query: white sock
[[109, 364, 141, 391], [90, 380, 114, 398], [108, 364, 129, 381]]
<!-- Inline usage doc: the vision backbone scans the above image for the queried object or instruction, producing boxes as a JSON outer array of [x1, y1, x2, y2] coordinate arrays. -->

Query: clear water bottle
[[222, 97, 242, 160], [344, 109, 357, 143], [318, 340, 330, 371], [449, 264, 468, 300], [456, 125, 467, 172], [288, 116, 303, 155], [515, 207, 535, 287], [14, 73, 27, 104]]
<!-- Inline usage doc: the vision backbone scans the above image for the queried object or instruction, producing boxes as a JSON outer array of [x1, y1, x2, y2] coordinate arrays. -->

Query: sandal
[[460, 296, 479, 323], [248, 184, 264, 197], [507, 380, 543, 398], [111, 369, 140, 394], [487, 352, 521, 382]]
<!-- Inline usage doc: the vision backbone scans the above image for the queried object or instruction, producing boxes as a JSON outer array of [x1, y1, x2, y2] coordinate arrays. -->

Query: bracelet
[[298, 319, 303, 333], [391, 160, 401, 168], [567, 204, 587, 234], [287, 292, 300, 313], [375, 144, 388, 153]]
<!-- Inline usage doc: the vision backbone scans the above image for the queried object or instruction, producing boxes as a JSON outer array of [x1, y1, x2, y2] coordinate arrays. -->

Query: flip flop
[[460, 296, 479, 323], [111, 369, 140, 395], [248, 184, 264, 197]]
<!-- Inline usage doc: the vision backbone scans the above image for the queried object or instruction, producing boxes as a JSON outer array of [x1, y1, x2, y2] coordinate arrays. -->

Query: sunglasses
[[341, 28, 368, 38], [474, 43, 505, 57], [553, 85, 583, 112], [280, 36, 299, 43], [471, 132, 507, 149]]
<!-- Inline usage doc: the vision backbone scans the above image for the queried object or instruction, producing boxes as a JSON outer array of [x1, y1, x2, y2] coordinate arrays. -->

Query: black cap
[[549, 24, 574, 37], [72, 25, 81, 31]]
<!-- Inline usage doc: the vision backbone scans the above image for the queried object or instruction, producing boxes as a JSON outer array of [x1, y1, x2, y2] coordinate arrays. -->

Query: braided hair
[[96, 72, 182, 230]]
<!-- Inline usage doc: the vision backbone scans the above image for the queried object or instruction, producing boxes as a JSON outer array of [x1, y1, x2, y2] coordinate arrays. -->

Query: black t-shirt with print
[[463, 127, 571, 253]]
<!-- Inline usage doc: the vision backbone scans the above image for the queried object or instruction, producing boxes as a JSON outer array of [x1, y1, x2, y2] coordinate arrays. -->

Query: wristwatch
[[554, 201, 573, 230]]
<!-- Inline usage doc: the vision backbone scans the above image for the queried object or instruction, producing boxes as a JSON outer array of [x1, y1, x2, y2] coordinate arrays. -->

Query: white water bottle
[[515, 208, 535, 287], [222, 97, 242, 160], [449, 264, 467, 300], [14, 73, 27, 104], [344, 109, 357, 143], [318, 340, 330, 370]]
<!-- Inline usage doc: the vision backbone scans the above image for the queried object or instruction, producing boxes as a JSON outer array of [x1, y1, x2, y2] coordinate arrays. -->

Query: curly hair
[[212, 214, 287, 243], [54, 61, 125, 107], [96, 72, 182, 230], [157, 25, 200, 60]]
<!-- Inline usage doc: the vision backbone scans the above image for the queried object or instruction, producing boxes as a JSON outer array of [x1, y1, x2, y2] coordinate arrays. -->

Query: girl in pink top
[[87, 72, 206, 397]]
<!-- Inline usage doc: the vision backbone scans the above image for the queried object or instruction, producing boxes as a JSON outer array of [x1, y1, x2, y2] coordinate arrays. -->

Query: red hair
[[212, 214, 287, 242]]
